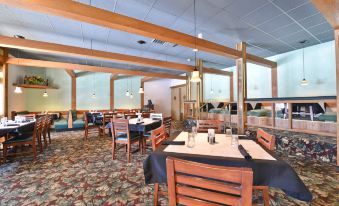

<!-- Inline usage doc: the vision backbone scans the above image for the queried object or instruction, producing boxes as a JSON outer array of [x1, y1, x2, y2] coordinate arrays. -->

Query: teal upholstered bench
[[318, 113, 337, 122], [54, 119, 68, 131], [73, 119, 85, 129]]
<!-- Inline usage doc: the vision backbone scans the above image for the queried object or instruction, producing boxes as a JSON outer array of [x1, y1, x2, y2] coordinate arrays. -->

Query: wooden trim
[[12, 83, 57, 89], [0, 35, 192, 72], [236, 42, 247, 134], [203, 68, 232, 76], [230, 73, 234, 102], [0, 0, 276, 68], [64, 69, 76, 78], [245, 99, 336, 104], [2, 48, 8, 117], [141, 76, 154, 83], [288, 103, 293, 129], [311, 0, 339, 29], [335, 29, 339, 165], [75, 71, 91, 78], [271, 66, 278, 97], [6, 58, 187, 80], [71, 77, 76, 110], [170, 84, 186, 89]]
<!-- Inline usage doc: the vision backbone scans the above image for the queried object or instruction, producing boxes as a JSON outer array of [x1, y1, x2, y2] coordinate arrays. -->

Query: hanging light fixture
[[210, 77, 214, 94], [138, 87, 144, 94], [190, 0, 201, 83], [300, 40, 308, 86], [14, 86, 22, 94], [126, 77, 130, 96], [43, 90, 48, 97], [91, 72, 96, 98], [130, 77, 134, 99]]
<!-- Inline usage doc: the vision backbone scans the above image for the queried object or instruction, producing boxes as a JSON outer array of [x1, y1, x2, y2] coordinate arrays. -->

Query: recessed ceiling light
[[187, 58, 191, 62], [13, 35, 25, 39], [137, 40, 146, 44], [197, 33, 203, 39]]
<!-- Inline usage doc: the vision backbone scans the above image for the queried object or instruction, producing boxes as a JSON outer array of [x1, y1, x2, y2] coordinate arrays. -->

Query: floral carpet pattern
[[0, 130, 338, 206]]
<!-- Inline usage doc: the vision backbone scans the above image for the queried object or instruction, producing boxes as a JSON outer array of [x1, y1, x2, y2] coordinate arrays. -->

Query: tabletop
[[143, 132, 312, 202]]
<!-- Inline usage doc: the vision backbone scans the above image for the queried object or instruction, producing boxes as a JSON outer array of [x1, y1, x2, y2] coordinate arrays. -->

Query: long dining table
[[143, 132, 313, 202], [0, 121, 35, 137]]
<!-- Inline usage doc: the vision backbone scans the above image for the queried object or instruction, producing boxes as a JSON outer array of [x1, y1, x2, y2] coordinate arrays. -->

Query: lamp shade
[[190, 70, 200, 82], [14, 86, 22, 94], [130, 93, 133, 99], [91, 93, 96, 98], [43, 91, 48, 97], [300, 78, 308, 86], [125, 90, 130, 96], [138, 87, 144, 94]]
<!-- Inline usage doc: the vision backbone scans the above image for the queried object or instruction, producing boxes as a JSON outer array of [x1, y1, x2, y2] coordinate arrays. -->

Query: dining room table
[[143, 131, 313, 202], [0, 120, 35, 137]]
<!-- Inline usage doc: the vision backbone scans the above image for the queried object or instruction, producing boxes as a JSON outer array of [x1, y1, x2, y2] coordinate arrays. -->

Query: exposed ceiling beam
[[110, 74, 118, 80], [0, 35, 192, 72], [311, 0, 339, 29], [64, 69, 76, 78], [6, 58, 187, 80], [203, 68, 232, 76], [75, 71, 91, 78], [141, 77, 156, 83], [0, 0, 277, 68]]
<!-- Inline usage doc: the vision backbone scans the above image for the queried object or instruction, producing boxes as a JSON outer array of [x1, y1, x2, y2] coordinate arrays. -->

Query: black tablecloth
[[0, 121, 35, 137], [129, 120, 162, 133], [143, 135, 312, 202]]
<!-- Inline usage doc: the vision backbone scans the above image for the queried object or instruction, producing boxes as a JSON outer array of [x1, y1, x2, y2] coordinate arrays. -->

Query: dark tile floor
[[0, 130, 338, 205]]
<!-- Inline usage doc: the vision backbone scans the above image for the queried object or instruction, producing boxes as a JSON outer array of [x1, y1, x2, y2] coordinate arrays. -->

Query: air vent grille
[[152, 39, 178, 47]]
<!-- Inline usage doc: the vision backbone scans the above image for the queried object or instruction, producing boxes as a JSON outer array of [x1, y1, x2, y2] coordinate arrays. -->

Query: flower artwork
[[24, 75, 48, 86]]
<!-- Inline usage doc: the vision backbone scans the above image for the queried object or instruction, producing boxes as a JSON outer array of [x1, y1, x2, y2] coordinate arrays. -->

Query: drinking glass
[[226, 129, 232, 138], [187, 132, 195, 148], [231, 135, 239, 147], [191, 126, 197, 136]]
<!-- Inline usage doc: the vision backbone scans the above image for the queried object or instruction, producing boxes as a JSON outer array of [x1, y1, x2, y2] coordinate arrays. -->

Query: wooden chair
[[197, 119, 222, 133], [166, 157, 253, 206], [42, 115, 52, 147], [253, 128, 276, 206], [101, 113, 114, 138], [110, 118, 142, 163], [84, 112, 103, 140], [151, 125, 168, 206], [162, 116, 172, 137], [3, 118, 42, 162]]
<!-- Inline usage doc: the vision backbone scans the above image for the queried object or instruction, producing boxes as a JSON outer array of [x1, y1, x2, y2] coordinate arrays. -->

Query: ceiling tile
[[115, 0, 152, 19], [269, 23, 303, 39], [315, 30, 335, 43], [298, 13, 326, 28], [272, 0, 309, 12], [145, 8, 177, 27], [242, 4, 283, 26], [287, 3, 319, 21], [153, 0, 191, 17], [224, 0, 267, 18], [257, 14, 293, 31], [308, 22, 333, 35]]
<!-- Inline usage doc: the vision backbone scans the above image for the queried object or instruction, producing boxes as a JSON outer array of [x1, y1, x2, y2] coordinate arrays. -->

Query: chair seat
[[115, 132, 140, 141], [4, 134, 33, 144]]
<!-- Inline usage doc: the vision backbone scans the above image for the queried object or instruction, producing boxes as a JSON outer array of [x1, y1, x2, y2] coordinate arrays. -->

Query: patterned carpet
[[0, 130, 338, 206]]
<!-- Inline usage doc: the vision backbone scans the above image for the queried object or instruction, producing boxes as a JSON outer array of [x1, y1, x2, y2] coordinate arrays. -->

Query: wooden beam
[[311, 0, 339, 29], [141, 76, 155, 83], [6, 58, 187, 80], [71, 76, 76, 110], [271, 66, 278, 97], [64, 69, 76, 78], [202, 67, 232, 76], [335, 29, 339, 166], [0, 0, 277, 68], [1, 48, 8, 117], [236, 42, 247, 135], [0, 35, 192, 72], [75, 71, 91, 78]]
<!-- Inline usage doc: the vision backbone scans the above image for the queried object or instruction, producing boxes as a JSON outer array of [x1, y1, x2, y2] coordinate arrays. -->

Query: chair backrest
[[103, 113, 114, 124], [150, 125, 167, 151], [197, 119, 221, 133], [110, 118, 130, 140], [84, 112, 89, 126], [33, 118, 43, 143], [163, 116, 172, 137], [256, 128, 275, 151], [150, 113, 163, 121], [166, 157, 253, 206]]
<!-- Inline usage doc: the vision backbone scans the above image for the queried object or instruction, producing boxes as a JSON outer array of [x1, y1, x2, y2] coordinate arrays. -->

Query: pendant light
[[138, 87, 144, 94], [91, 72, 96, 98], [300, 40, 308, 86], [190, 0, 201, 83], [14, 86, 22, 93], [126, 77, 130, 96], [43, 90, 48, 97], [210, 78, 214, 94], [130, 77, 133, 99]]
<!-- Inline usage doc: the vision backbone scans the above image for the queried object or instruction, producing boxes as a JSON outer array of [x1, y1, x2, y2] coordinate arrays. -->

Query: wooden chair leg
[[38, 135, 43, 153], [3, 144, 7, 163], [43, 132, 48, 148], [127, 143, 131, 163], [112, 141, 116, 160], [48, 130, 51, 144], [262, 187, 270, 206], [154, 183, 159, 206]]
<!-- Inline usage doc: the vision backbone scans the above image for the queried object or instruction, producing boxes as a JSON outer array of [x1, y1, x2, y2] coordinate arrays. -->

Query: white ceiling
[[0, 0, 334, 73]]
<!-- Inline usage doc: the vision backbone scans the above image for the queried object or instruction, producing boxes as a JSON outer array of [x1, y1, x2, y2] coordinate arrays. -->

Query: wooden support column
[[271, 66, 278, 127], [140, 80, 145, 109], [236, 42, 247, 134], [335, 29, 339, 166], [64, 70, 76, 110], [110, 74, 117, 110], [186, 74, 191, 101], [288, 103, 293, 129], [1, 48, 8, 117], [230, 73, 234, 102], [197, 59, 204, 106]]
